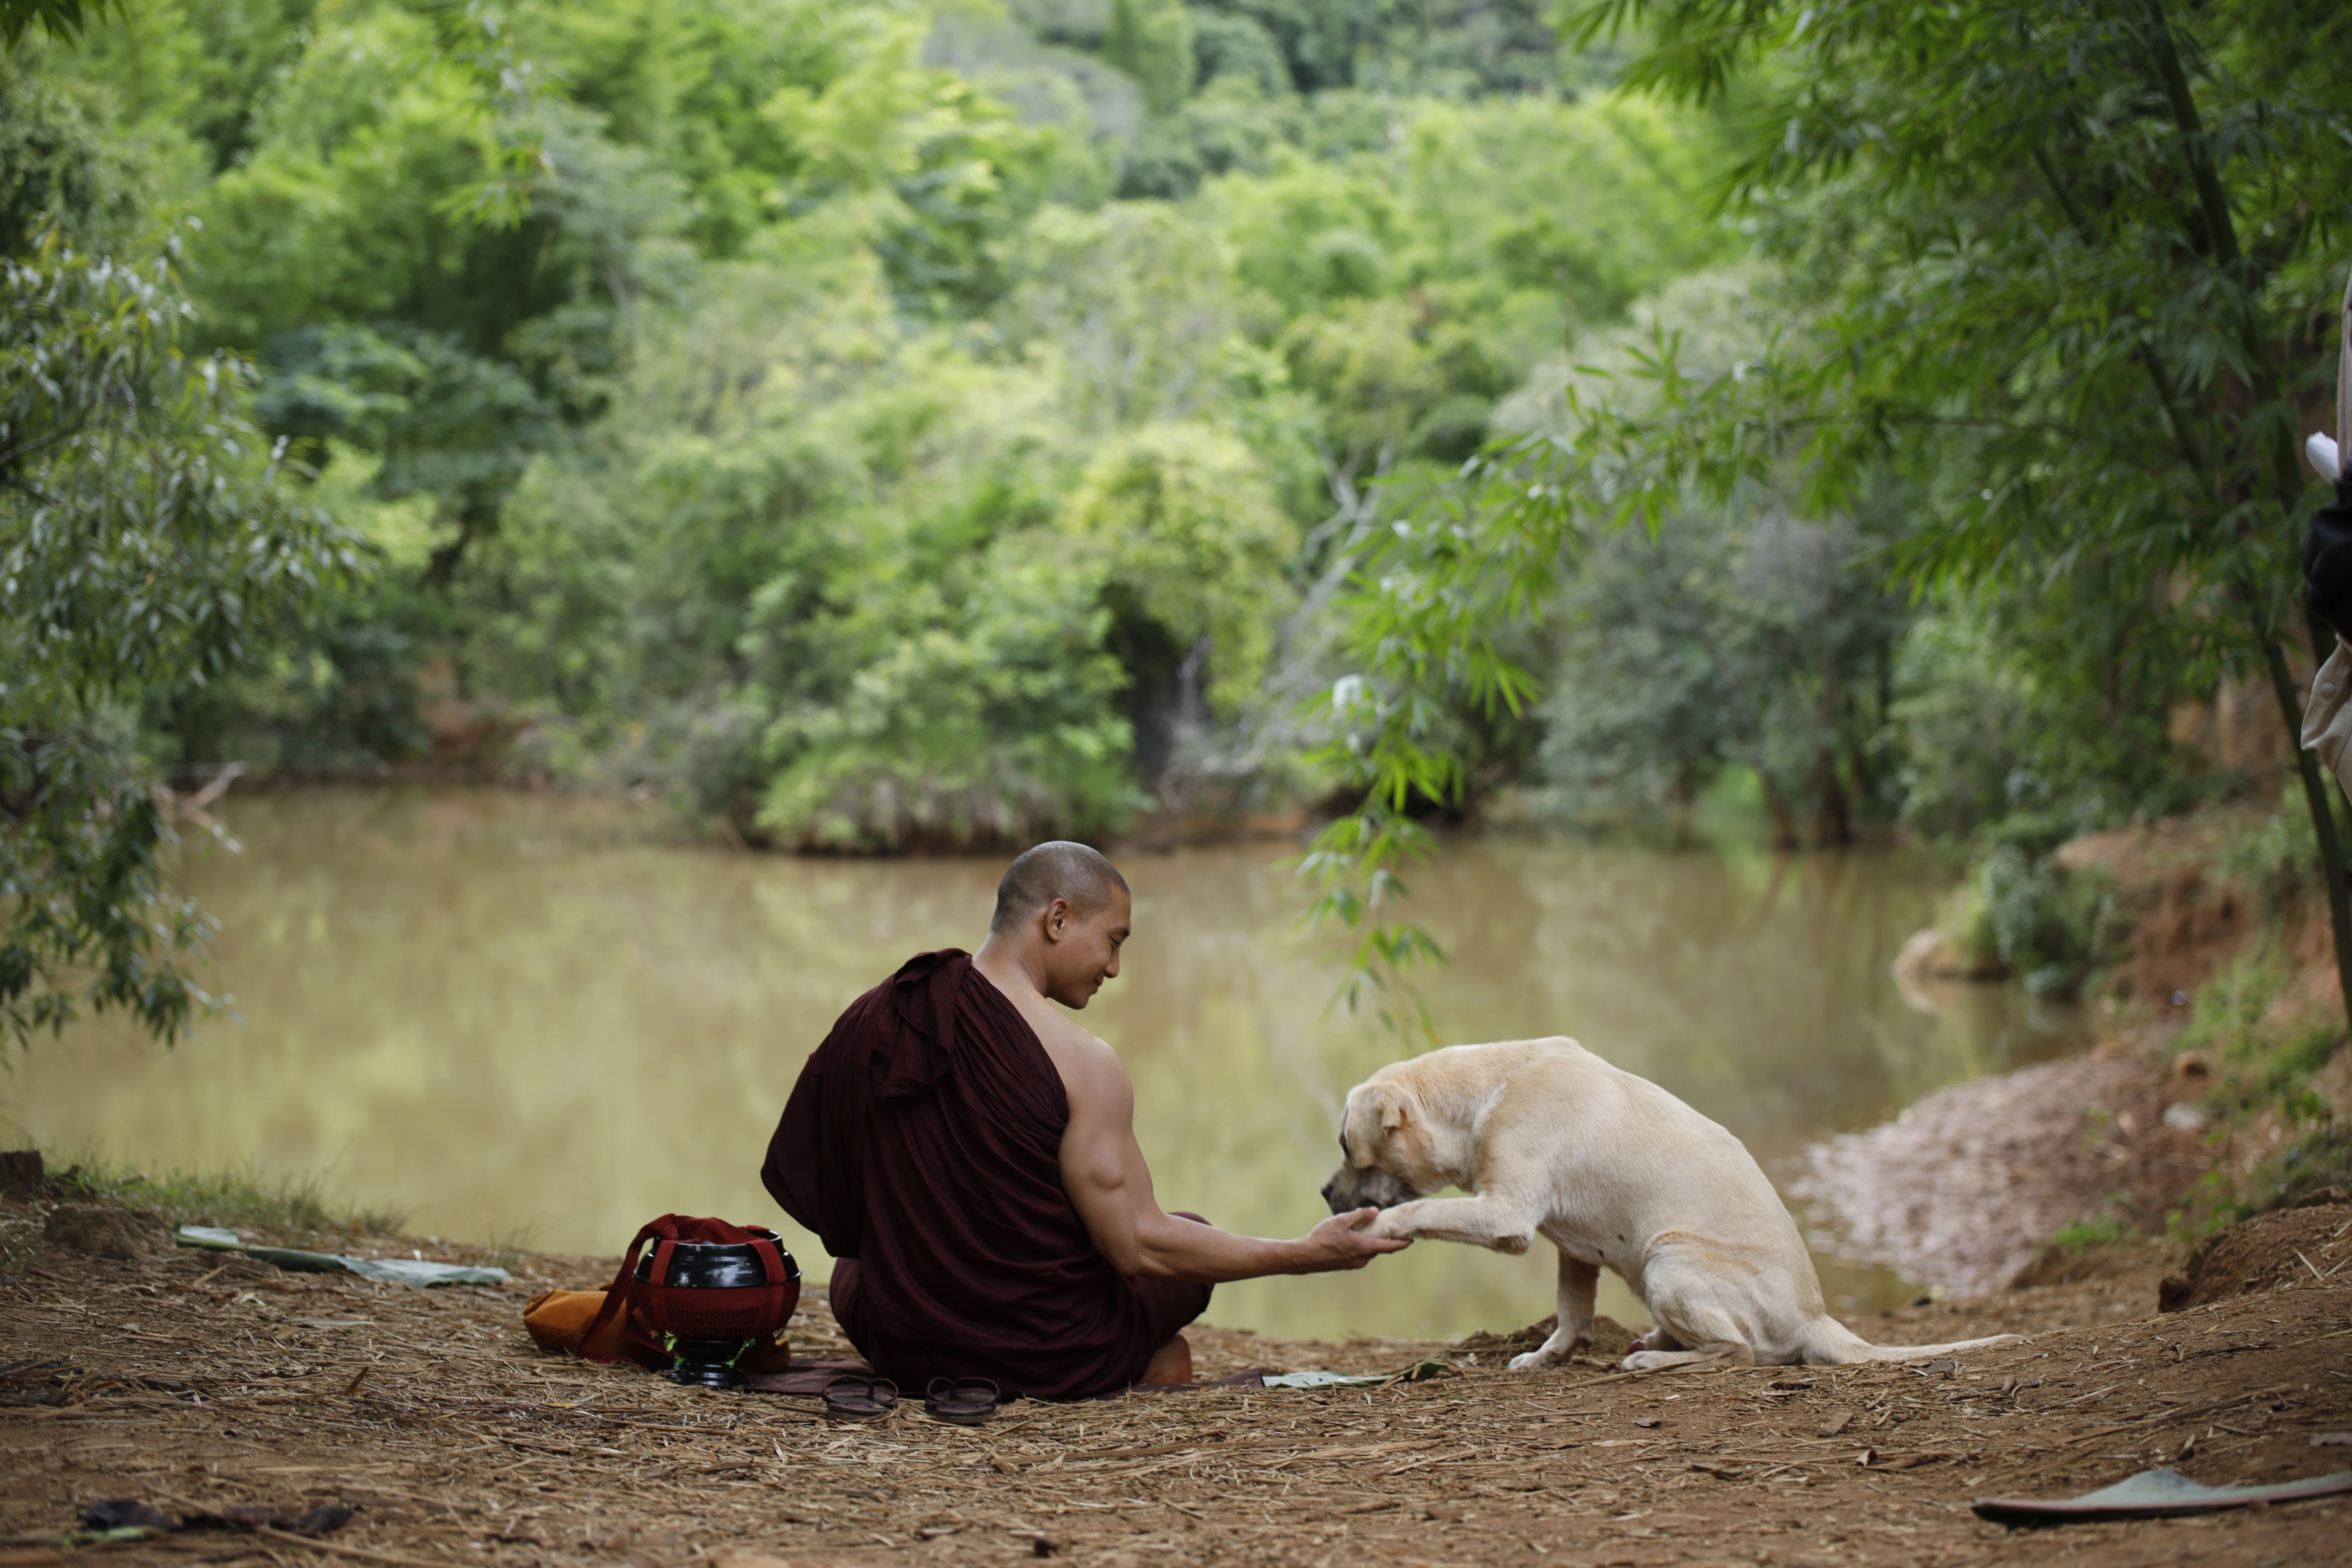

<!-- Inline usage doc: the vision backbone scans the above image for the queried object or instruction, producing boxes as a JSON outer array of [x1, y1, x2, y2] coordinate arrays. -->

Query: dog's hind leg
[[1619, 1250, 1765, 1372], [1508, 1249, 1598, 1372], [1622, 1341, 1756, 1373]]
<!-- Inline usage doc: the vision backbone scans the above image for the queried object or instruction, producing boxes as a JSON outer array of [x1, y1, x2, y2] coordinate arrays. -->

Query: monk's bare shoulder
[[1029, 1014, 1129, 1104]]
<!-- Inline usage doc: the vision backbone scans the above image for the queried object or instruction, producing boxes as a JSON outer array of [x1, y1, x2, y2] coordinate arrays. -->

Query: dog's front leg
[[1367, 1194, 1536, 1254], [1508, 1249, 1597, 1372]]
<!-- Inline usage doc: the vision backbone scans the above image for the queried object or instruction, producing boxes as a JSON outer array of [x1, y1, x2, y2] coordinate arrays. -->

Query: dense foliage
[[5, 0, 1731, 850], [0, 235, 360, 1048], [7, 0, 2349, 1044], [1300, 0, 2352, 1021]]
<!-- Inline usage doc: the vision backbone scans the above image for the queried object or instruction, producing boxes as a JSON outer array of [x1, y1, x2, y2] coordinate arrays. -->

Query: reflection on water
[[6, 787, 2086, 1343]]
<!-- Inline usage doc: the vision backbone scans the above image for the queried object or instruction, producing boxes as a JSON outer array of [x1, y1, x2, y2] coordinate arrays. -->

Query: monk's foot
[[1139, 1334, 1192, 1386]]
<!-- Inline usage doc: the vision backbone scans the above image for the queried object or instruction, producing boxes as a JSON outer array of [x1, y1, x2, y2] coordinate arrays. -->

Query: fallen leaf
[[1819, 1409, 1855, 1437], [1422, 1505, 1464, 1523], [2312, 1432, 2352, 1447], [1632, 1417, 1662, 1429]]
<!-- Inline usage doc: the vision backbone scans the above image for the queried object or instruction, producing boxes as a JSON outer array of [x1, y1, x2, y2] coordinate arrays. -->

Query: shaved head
[[991, 841, 1129, 933]]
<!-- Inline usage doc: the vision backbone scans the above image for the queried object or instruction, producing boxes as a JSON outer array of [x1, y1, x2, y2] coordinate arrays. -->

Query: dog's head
[[1319, 1077, 1433, 1214]]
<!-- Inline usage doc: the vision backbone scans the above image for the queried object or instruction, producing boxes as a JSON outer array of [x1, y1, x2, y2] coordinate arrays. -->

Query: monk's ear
[[1039, 896, 1072, 940]]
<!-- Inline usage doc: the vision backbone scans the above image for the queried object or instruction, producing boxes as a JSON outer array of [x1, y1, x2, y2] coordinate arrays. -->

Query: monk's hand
[[1296, 1207, 1412, 1272]]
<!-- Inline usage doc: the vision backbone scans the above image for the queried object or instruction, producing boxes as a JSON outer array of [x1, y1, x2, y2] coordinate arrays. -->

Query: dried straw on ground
[[3, 1197, 2349, 1568]]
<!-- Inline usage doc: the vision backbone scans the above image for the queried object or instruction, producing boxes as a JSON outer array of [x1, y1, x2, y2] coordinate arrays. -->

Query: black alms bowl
[[634, 1229, 802, 1388], [634, 1230, 800, 1290]]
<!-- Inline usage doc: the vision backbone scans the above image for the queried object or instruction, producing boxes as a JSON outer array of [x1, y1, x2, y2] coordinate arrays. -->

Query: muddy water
[[6, 787, 2085, 1343]]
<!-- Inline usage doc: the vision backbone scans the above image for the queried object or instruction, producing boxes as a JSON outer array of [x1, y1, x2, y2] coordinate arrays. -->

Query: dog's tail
[[1801, 1318, 2023, 1365]]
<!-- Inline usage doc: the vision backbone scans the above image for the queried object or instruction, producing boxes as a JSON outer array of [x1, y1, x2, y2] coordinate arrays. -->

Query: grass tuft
[[2046, 1214, 2136, 1253], [40, 1149, 407, 1237], [477, 1219, 539, 1272], [2162, 931, 2348, 1238]]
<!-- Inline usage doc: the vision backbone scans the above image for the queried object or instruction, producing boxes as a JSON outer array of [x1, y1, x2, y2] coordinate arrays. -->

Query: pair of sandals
[[819, 1374, 998, 1426]]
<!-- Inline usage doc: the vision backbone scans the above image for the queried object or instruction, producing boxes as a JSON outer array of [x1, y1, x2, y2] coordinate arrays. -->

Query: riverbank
[[1793, 1023, 2352, 1300], [4, 1189, 2348, 1568], [1804, 804, 2352, 1296]]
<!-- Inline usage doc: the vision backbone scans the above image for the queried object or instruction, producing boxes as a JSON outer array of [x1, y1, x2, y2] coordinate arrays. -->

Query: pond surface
[[6, 786, 2086, 1343]]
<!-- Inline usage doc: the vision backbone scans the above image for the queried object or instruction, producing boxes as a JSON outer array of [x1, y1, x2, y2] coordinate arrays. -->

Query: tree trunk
[[1762, 777, 1797, 852], [421, 513, 479, 591], [2130, 7, 2349, 1023], [2252, 628, 2352, 1031], [1810, 749, 1852, 847]]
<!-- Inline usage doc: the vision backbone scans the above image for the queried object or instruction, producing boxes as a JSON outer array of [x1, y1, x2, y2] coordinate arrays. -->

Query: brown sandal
[[923, 1377, 999, 1425], [820, 1374, 897, 1420]]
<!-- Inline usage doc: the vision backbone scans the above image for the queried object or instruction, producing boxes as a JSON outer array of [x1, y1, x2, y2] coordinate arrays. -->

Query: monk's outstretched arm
[[1056, 1036, 1409, 1282]]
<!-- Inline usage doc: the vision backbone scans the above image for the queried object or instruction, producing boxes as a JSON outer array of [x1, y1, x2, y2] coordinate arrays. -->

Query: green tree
[[1889, 571, 2205, 841], [1, 0, 115, 50], [1536, 503, 1905, 846], [753, 535, 1140, 852], [0, 47, 138, 254], [1061, 419, 1296, 783], [5, 0, 1751, 867], [1, 239, 362, 1050], [1105, 0, 1193, 117], [1309, 0, 2352, 1026]]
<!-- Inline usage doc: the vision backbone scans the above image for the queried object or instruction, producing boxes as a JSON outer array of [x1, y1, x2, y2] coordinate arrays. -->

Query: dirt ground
[[4, 1197, 2350, 1568]]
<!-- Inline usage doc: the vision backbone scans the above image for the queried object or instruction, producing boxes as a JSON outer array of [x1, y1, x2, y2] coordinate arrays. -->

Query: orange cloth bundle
[[522, 1289, 790, 1372], [523, 1289, 648, 1364]]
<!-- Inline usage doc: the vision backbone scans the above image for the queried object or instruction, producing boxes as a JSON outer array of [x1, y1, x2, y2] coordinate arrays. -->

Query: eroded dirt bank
[[1808, 806, 2352, 1298], [1794, 1042, 2222, 1298], [2, 1199, 2347, 1568]]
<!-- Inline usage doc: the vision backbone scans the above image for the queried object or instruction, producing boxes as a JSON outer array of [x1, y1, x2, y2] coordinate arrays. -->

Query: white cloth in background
[[2302, 640, 2352, 797]]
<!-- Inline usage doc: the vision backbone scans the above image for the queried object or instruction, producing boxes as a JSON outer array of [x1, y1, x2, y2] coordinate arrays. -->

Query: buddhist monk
[[761, 840, 1408, 1399]]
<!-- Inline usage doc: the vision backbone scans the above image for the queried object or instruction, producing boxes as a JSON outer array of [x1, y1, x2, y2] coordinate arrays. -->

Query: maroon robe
[[761, 950, 1209, 1400]]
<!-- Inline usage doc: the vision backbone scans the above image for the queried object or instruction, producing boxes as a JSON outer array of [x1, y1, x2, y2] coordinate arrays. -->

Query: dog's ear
[[1341, 1085, 1384, 1166], [1342, 1083, 1408, 1164]]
